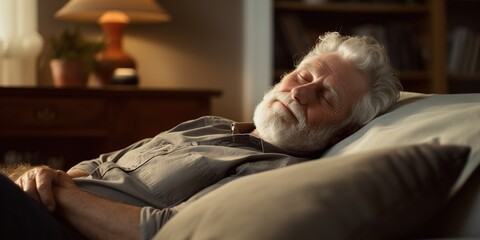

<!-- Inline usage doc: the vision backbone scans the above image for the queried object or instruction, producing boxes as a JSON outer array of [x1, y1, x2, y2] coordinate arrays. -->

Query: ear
[[329, 124, 361, 145]]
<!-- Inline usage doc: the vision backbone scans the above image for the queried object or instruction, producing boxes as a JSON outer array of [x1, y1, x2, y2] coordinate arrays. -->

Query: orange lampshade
[[55, 0, 170, 86]]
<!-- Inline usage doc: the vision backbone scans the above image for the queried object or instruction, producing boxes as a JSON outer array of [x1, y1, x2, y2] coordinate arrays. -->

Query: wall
[[242, 0, 273, 122], [38, 0, 262, 121]]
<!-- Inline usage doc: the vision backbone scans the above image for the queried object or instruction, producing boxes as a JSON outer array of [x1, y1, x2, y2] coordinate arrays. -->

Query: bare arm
[[54, 184, 141, 240], [1, 164, 88, 181], [12, 165, 141, 239], [0, 164, 38, 180]]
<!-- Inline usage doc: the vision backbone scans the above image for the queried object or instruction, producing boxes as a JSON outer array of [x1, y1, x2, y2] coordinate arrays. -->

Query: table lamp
[[55, 0, 171, 85]]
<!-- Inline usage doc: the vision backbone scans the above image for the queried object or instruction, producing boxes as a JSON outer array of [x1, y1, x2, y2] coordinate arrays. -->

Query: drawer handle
[[34, 107, 58, 122]]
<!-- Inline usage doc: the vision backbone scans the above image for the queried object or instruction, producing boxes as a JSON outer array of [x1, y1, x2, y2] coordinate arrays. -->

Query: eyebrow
[[304, 61, 329, 75]]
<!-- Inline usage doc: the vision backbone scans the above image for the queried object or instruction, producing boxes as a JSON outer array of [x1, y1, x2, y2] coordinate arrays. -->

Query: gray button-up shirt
[[72, 116, 318, 239]]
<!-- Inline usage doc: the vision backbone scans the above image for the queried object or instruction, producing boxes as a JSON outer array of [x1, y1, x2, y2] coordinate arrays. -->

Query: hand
[[15, 166, 77, 212]]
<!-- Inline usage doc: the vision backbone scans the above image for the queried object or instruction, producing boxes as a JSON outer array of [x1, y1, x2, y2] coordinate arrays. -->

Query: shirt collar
[[230, 122, 256, 134]]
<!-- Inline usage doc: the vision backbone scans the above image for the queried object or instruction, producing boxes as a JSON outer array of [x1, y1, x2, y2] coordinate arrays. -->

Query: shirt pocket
[[130, 152, 218, 207], [114, 138, 174, 171]]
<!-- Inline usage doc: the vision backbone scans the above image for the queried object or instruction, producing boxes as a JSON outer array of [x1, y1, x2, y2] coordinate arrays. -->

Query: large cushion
[[325, 92, 480, 237], [324, 92, 480, 195], [420, 163, 480, 237], [155, 144, 469, 240]]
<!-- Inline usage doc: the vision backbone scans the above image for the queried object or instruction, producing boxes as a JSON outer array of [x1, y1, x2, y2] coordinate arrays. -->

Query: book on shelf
[[276, 12, 313, 62], [448, 27, 480, 76], [352, 23, 424, 71]]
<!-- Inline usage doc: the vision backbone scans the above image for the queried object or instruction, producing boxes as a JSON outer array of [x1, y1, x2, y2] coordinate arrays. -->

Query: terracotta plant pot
[[50, 59, 88, 87]]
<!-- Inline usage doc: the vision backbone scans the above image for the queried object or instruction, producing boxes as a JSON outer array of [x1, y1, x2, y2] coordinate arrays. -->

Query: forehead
[[301, 53, 370, 92], [301, 54, 352, 75]]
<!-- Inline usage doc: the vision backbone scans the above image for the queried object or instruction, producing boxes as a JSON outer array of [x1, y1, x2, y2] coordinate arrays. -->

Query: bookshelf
[[273, 0, 450, 93], [446, 0, 480, 93]]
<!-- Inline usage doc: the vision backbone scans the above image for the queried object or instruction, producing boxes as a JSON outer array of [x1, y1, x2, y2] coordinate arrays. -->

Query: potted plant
[[49, 26, 104, 87]]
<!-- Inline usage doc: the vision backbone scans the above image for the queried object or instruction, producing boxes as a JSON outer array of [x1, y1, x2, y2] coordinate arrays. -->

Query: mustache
[[266, 91, 307, 125]]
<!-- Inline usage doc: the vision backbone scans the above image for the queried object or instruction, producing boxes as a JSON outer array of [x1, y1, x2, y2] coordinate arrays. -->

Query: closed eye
[[322, 86, 339, 106], [297, 71, 311, 84]]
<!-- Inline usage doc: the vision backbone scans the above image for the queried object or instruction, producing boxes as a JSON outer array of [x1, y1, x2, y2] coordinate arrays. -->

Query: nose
[[291, 83, 317, 105]]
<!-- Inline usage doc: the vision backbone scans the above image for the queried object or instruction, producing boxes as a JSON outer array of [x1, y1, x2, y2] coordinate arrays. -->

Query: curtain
[[0, 0, 43, 86]]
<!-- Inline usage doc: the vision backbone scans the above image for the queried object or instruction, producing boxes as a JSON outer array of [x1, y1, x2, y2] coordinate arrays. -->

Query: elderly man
[[0, 32, 401, 240]]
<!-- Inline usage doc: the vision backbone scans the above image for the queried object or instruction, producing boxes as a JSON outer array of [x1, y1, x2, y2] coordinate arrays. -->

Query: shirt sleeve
[[139, 176, 239, 239], [139, 206, 178, 240], [69, 138, 152, 174]]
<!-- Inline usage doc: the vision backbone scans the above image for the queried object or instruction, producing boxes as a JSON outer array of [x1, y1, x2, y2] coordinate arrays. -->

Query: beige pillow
[[156, 144, 469, 240]]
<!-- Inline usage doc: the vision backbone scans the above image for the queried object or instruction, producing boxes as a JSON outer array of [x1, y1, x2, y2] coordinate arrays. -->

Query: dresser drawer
[[0, 87, 219, 170], [0, 97, 108, 130]]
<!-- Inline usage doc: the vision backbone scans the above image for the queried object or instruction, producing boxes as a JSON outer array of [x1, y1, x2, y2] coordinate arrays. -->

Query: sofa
[[155, 92, 480, 240]]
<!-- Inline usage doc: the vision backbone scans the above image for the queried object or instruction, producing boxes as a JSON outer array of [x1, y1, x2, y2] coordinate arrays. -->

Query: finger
[[21, 174, 42, 203], [14, 178, 23, 189], [35, 168, 57, 212]]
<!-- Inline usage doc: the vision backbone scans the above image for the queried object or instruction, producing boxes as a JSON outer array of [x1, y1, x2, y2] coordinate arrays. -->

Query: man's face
[[253, 53, 370, 152]]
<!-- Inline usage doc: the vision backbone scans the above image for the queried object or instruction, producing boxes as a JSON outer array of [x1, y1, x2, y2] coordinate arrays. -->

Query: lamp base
[[91, 21, 137, 86], [91, 56, 136, 86], [112, 67, 138, 85]]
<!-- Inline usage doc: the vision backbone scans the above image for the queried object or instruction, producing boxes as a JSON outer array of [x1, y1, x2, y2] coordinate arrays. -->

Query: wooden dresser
[[0, 87, 220, 170]]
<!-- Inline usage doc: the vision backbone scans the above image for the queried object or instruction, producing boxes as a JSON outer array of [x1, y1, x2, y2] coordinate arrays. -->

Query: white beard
[[253, 85, 339, 152]]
